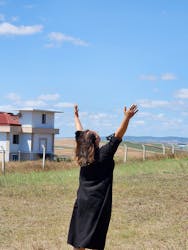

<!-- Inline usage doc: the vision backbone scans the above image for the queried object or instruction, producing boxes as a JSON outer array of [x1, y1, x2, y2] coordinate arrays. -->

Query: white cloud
[[24, 4, 36, 9], [139, 74, 158, 81], [139, 73, 177, 81], [54, 102, 75, 108], [138, 99, 170, 108], [48, 32, 65, 42], [134, 120, 145, 125], [137, 111, 166, 122], [162, 119, 183, 128], [62, 121, 75, 128], [89, 113, 109, 120], [175, 88, 188, 99], [23, 100, 46, 107], [155, 113, 165, 119], [79, 112, 89, 118], [0, 22, 43, 35], [6, 92, 21, 103], [38, 94, 60, 101], [46, 32, 89, 47], [161, 73, 177, 80], [5, 93, 63, 109], [0, 105, 15, 112], [100, 122, 113, 127], [0, 14, 19, 24], [11, 16, 19, 22], [181, 111, 188, 116], [137, 112, 151, 118], [5, 92, 48, 109]]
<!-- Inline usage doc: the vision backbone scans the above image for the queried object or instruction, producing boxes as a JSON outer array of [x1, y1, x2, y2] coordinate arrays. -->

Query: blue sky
[[0, 0, 188, 137]]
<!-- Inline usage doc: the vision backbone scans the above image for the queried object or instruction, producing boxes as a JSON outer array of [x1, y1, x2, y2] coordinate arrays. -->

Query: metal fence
[[0, 146, 48, 175], [54, 141, 188, 162], [120, 142, 188, 162], [1, 142, 188, 175]]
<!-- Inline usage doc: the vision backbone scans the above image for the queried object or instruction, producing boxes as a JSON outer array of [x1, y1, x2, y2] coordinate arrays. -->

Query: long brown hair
[[75, 130, 98, 166]]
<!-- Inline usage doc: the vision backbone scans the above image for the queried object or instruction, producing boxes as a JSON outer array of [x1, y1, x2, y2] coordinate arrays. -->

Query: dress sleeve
[[100, 134, 122, 160]]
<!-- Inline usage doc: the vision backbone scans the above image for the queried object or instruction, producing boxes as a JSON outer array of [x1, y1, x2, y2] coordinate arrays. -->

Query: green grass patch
[[0, 158, 188, 249], [116, 157, 188, 176], [0, 168, 78, 187]]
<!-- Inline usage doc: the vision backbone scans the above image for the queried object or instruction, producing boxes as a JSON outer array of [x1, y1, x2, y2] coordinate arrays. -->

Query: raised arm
[[115, 104, 138, 139], [74, 105, 83, 131]]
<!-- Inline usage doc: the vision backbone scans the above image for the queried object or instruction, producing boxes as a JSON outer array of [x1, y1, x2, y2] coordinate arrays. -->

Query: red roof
[[0, 112, 21, 126]]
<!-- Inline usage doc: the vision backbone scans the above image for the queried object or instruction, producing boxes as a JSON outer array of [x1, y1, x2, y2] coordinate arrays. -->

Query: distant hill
[[100, 135, 188, 144], [122, 136, 188, 144], [58, 135, 188, 145]]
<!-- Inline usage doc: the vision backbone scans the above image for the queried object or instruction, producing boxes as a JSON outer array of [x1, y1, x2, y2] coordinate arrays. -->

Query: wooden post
[[142, 144, 146, 161], [18, 151, 21, 161], [124, 144, 128, 163], [1, 146, 5, 175], [42, 145, 46, 169], [162, 144, 165, 155], [171, 144, 175, 154]]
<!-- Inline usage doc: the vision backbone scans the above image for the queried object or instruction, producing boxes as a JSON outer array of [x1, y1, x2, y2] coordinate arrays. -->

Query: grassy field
[[0, 158, 188, 250]]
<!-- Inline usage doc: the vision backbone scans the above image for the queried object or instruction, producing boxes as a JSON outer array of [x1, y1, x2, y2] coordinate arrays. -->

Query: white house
[[0, 109, 61, 161]]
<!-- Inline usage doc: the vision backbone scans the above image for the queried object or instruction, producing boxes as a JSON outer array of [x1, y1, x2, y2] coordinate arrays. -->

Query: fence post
[[162, 144, 165, 155], [142, 144, 146, 161], [124, 144, 128, 163], [18, 150, 21, 161], [42, 145, 46, 169], [1, 146, 5, 175], [171, 144, 175, 155]]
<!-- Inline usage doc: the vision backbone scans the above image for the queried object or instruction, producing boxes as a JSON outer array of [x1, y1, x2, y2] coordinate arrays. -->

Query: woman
[[67, 104, 138, 250]]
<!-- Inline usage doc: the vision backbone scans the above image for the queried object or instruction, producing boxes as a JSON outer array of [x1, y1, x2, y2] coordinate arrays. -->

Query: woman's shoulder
[[99, 133, 122, 159]]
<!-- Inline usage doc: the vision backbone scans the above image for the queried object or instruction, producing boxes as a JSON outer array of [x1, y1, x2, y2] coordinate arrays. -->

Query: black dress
[[67, 134, 122, 249]]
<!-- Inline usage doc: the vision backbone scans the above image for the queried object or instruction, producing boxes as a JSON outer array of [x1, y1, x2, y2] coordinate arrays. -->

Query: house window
[[42, 114, 46, 124], [13, 134, 19, 144]]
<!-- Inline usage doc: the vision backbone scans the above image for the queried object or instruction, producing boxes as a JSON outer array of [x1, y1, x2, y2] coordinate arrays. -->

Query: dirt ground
[[54, 138, 162, 162]]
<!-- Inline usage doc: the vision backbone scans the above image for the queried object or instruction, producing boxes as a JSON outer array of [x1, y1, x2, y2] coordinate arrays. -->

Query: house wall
[[19, 111, 54, 128], [19, 134, 32, 152], [32, 112, 54, 128], [0, 132, 9, 161], [0, 132, 7, 150], [19, 111, 33, 127], [33, 134, 53, 154], [9, 133, 20, 152], [0, 110, 58, 161]]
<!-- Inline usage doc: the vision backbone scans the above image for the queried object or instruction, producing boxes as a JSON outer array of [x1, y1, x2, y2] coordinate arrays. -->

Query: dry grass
[[0, 158, 188, 250], [4, 160, 77, 174]]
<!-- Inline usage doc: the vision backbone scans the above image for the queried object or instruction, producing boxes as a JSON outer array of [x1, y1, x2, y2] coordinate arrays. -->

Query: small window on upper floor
[[13, 134, 19, 144], [42, 114, 46, 124]]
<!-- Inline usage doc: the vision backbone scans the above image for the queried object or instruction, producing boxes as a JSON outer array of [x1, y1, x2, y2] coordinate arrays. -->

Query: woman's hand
[[74, 105, 79, 117], [115, 104, 138, 139], [74, 104, 83, 131], [124, 104, 138, 119]]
